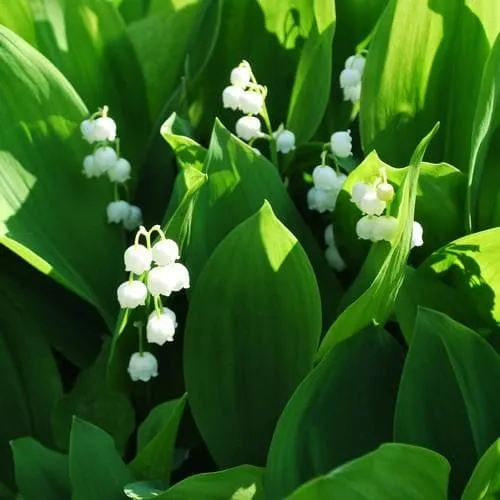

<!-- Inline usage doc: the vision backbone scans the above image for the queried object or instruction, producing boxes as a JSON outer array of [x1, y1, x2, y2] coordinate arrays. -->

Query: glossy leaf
[[285, 444, 449, 500], [0, 0, 36, 46], [265, 326, 404, 499], [185, 202, 322, 467], [394, 307, 500, 497]]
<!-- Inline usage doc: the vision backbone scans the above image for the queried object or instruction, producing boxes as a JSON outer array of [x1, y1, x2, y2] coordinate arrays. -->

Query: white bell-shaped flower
[[230, 65, 251, 88], [117, 280, 148, 309], [275, 129, 295, 154], [376, 182, 395, 201], [372, 215, 398, 242], [359, 188, 386, 216], [343, 83, 361, 103], [80, 119, 97, 143], [411, 221, 424, 248], [147, 265, 175, 297], [307, 187, 336, 213], [107, 200, 131, 224], [92, 116, 117, 142], [252, 147, 261, 156], [235, 116, 262, 141], [222, 85, 244, 110], [325, 245, 347, 272], [108, 158, 131, 183], [312, 165, 338, 190], [239, 90, 264, 115], [324, 224, 335, 247], [146, 308, 178, 345], [93, 146, 118, 171], [124, 244, 152, 275], [127, 352, 158, 382], [351, 182, 370, 205], [123, 205, 142, 231], [340, 68, 361, 89], [356, 215, 378, 240], [82, 155, 103, 178], [345, 54, 366, 75], [330, 130, 353, 158], [152, 239, 180, 266]]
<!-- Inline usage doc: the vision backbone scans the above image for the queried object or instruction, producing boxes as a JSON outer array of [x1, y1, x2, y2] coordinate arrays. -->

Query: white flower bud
[[345, 54, 366, 74], [239, 90, 264, 115], [276, 129, 295, 154], [127, 352, 158, 382], [330, 130, 352, 158], [152, 239, 180, 266], [146, 308, 177, 345], [107, 200, 131, 224], [124, 244, 152, 275], [107, 158, 131, 183], [147, 263, 191, 297], [411, 221, 424, 248], [168, 262, 191, 292], [117, 280, 148, 309], [235, 116, 262, 141], [230, 65, 251, 88], [93, 146, 118, 171], [307, 187, 336, 213], [356, 215, 378, 240], [359, 188, 386, 216], [80, 119, 97, 143], [252, 147, 261, 156], [351, 182, 370, 205], [312, 165, 338, 190], [376, 182, 395, 201], [340, 68, 361, 89], [82, 155, 103, 178], [324, 224, 335, 247], [325, 245, 347, 271], [343, 83, 361, 103], [123, 205, 142, 231], [92, 116, 117, 142], [372, 216, 398, 242], [222, 85, 244, 110]]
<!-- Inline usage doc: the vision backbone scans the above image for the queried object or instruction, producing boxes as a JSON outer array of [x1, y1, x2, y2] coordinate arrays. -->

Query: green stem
[[261, 105, 278, 168]]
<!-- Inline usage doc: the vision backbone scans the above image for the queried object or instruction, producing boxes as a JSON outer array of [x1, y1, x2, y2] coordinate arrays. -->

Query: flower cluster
[[340, 54, 366, 103], [116, 225, 190, 382], [222, 61, 295, 153], [352, 173, 424, 248], [80, 106, 142, 231], [324, 224, 346, 272], [307, 165, 347, 213]]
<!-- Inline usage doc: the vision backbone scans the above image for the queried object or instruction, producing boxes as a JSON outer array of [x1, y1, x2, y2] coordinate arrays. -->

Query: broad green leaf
[[129, 395, 187, 481], [265, 326, 404, 499], [124, 480, 168, 499], [360, 0, 500, 170], [286, 0, 335, 144], [317, 124, 439, 360], [462, 439, 500, 500], [69, 417, 133, 500], [467, 34, 500, 232], [0, 0, 37, 46], [53, 340, 135, 455], [394, 308, 500, 497], [0, 27, 123, 327], [11, 437, 70, 500], [285, 443, 449, 500], [184, 202, 322, 467], [421, 227, 500, 328]]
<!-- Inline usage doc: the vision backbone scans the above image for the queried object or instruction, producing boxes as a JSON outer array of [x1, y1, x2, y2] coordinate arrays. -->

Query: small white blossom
[[82, 155, 102, 178], [330, 131, 352, 158], [252, 147, 261, 156], [345, 54, 366, 74], [108, 158, 131, 183], [343, 83, 361, 103], [92, 116, 117, 142], [230, 65, 251, 88], [124, 244, 152, 275], [376, 182, 395, 201], [372, 216, 398, 242], [324, 224, 335, 247], [146, 308, 178, 345], [147, 263, 190, 297], [358, 187, 386, 216], [351, 182, 370, 205], [93, 146, 118, 171], [307, 187, 336, 213], [276, 129, 295, 154], [107, 200, 131, 224], [325, 245, 347, 272], [127, 352, 158, 382], [123, 205, 142, 231], [239, 90, 264, 115], [222, 85, 244, 110], [117, 280, 148, 309], [80, 119, 97, 143], [236, 116, 262, 141], [340, 68, 361, 89], [412, 221, 424, 248], [356, 215, 378, 240], [152, 239, 180, 266], [312, 165, 341, 190]]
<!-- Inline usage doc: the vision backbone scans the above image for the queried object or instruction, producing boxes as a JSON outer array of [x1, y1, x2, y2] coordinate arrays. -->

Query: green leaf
[[467, 34, 500, 231], [265, 326, 404, 499], [394, 308, 500, 497], [0, 27, 123, 327], [285, 443, 449, 500], [286, 0, 335, 144], [0, 0, 37, 46], [11, 437, 70, 500], [360, 0, 500, 170], [184, 202, 322, 467], [462, 438, 500, 500], [129, 395, 187, 481], [69, 417, 133, 500], [317, 124, 439, 360]]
